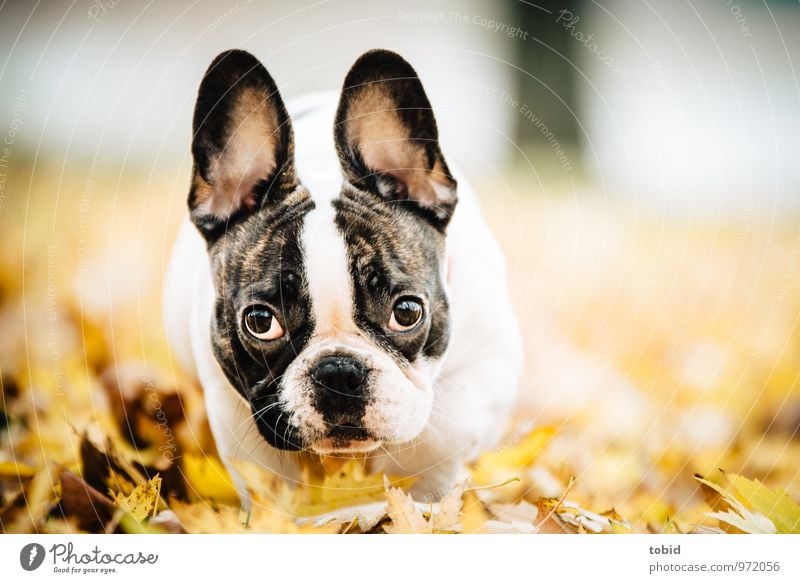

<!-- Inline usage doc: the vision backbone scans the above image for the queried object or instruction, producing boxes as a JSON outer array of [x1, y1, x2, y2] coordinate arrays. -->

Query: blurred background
[[1, 0, 799, 532]]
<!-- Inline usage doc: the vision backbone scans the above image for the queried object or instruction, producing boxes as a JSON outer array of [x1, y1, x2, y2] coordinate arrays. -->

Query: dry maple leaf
[[430, 485, 464, 532], [113, 475, 162, 522], [536, 498, 631, 534], [301, 501, 389, 532], [695, 471, 800, 534], [722, 471, 800, 534], [170, 498, 336, 534], [383, 483, 431, 534]]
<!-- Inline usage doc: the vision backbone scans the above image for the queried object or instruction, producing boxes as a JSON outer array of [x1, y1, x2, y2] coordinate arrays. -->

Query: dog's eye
[[388, 298, 423, 332], [243, 306, 284, 340]]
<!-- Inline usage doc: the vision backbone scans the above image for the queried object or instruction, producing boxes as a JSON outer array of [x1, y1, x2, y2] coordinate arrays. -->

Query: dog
[[163, 49, 523, 502]]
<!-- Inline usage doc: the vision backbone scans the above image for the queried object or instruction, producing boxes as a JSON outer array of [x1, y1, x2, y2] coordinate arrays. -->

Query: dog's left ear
[[189, 49, 296, 240], [334, 50, 457, 228]]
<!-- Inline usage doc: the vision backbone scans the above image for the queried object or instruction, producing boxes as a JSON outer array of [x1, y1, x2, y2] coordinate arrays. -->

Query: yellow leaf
[[300, 502, 388, 532], [460, 489, 491, 534], [170, 499, 336, 534], [705, 509, 775, 534], [113, 476, 162, 522], [694, 474, 777, 534], [170, 501, 265, 533], [292, 459, 414, 517], [471, 426, 555, 486], [724, 472, 800, 534], [431, 486, 463, 532], [0, 460, 36, 479], [2, 464, 59, 533], [183, 454, 239, 504], [105, 468, 135, 498], [383, 484, 431, 534], [536, 491, 630, 534]]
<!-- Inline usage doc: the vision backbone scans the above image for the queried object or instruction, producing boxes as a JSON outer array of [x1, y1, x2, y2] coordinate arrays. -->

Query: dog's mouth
[[310, 424, 382, 454]]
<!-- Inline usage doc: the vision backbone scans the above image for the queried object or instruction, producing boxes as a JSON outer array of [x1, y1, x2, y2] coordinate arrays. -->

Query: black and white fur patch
[[164, 48, 523, 501]]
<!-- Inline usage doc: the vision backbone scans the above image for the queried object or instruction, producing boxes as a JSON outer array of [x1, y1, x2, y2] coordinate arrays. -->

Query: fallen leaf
[[292, 459, 414, 517], [113, 475, 162, 522], [0, 464, 59, 533], [170, 499, 335, 534], [461, 489, 491, 534], [301, 502, 388, 532], [695, 473, 783, 534], [302, 484, 465, 533], [99, 364, 185, 450], [536, 498, 631, 534], [184, 454, 239, 504], [79, 432, 143, 494], [489, 500, 539, 526], [57, 469, 116, 533], [471, 426, 555, 486], [723, 472, 800, 534], [383, 483, 430, 534], [430, 485, 464, 532], [0, 460, 36, 479]]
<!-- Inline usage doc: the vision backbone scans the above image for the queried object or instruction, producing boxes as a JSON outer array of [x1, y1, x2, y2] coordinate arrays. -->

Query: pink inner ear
[[194, 89, 280, 220], [367, 149, 455, 213], [242, 195, 257, 211], [199, 154, 272, 219], [350, 104, 455, 212]]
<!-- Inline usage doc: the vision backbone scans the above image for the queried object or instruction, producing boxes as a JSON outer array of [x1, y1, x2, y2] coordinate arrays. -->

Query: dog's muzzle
[[309, 354, 379, 452]]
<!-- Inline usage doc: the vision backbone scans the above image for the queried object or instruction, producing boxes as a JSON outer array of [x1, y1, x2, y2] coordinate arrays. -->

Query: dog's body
[[163, 50, 522, 500]]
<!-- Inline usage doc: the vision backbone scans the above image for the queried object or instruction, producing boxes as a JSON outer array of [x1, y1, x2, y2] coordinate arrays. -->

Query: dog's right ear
[[189, 50, 296, 240], [334, 50, 457, 229]]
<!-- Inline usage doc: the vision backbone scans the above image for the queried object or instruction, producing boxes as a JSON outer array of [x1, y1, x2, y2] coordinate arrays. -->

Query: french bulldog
[[163, 49, 523, 501]]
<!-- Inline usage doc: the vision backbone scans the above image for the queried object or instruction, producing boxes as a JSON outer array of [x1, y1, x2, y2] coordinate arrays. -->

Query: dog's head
[[188, 49, 457, 454]]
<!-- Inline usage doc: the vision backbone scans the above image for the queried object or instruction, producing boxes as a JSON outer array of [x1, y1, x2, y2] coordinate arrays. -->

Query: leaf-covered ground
[[1, 164, 799, 533]]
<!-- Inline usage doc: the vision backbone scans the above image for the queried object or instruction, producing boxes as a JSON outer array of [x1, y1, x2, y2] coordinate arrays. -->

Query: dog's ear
[[334, 50, 457, 228], [189, 49, 296, 240]]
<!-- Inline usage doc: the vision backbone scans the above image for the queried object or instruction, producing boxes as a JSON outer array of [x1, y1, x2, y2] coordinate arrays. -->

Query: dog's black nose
[[311, 356, 367, 397]]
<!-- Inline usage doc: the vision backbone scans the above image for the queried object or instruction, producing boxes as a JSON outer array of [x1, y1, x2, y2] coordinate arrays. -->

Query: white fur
[[163, 92, 523, 500], [296, 105, 356, 338]]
